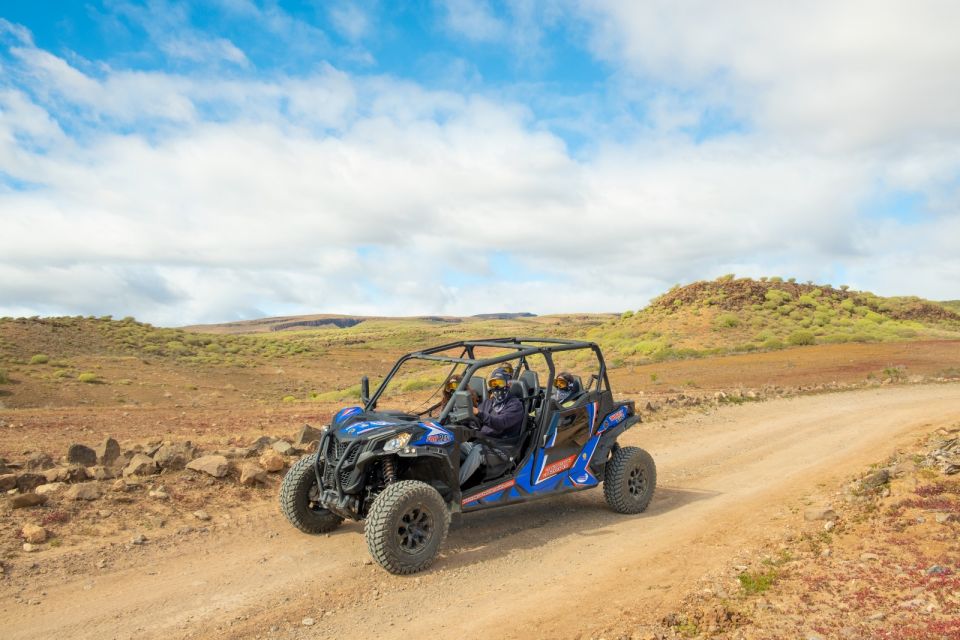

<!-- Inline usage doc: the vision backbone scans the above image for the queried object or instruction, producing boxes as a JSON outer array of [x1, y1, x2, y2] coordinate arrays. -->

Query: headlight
[[320, 424, 330, 434], [383, 432, 412, 452]]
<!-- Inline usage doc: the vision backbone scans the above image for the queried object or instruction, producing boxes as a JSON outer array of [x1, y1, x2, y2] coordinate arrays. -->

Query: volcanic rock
[[95, 437, 121, 466], [258, 449, 285, 472], [67, 444, 97, 466], [123, 454, 158, 477], [186, 455, 230, 478], [10, 493, 48, 509]]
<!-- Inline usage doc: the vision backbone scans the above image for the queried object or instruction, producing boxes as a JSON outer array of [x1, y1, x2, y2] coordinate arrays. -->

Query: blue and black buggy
[[280, 338, 656, 574]]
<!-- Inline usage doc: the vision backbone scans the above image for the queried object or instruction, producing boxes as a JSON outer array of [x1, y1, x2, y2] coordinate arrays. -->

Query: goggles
[[445, 379, 460, 392], [488, 378, 508, 390], [554, 376, 569, 390], [501, 363, 514, 375]]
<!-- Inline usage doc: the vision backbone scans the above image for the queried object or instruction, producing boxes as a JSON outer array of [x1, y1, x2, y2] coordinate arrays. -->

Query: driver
[[459, 367, 525, 486]]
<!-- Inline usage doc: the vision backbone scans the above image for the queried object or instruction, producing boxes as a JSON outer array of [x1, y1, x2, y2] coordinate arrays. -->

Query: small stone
[[294, 424, 324, 449], [186, 455, 230, 478], [0, 473, 19, 491], [21, 524, 47, 544], [804, 507, 838, 522], [935, 513, 954, 524], [239, 463, 267, 487], [25, 452, 54, 470], [10, 493, 48, 509], [131, 533, 147, 545], [258, 449, 285, 472], [94, 437, 121, 466], [16, 473, 46, 493], [111, 479, 126, 492], [868, 612, 885, 621], [860, 552, 880, 561], [89, 466, 115, 481], [35, 482, 67, 495], [152, 441, 196, 470], [302, 618, 315, 626], [861, 469, 891, 489], [250, 436, 275, 452], [193, 510, 211, 521], [65, 483, 102, 501], [362, 558, 373, 566], [22, 543, 38, 553], [66, 444, 97, 467], [148, 489, 169, 499], [123, 454, 158, 477], [806, 634, 824, 640], [272, 440, 294, 456], [824, 520, 835, 532], [925, 565, 948, 575], [820, 548, 831, 558]]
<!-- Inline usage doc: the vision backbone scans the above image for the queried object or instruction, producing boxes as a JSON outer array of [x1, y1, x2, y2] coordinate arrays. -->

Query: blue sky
[[1, 1, 958, 324]]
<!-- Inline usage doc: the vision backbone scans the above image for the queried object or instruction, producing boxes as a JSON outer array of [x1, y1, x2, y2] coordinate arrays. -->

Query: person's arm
[[478, 398, 524, 437]]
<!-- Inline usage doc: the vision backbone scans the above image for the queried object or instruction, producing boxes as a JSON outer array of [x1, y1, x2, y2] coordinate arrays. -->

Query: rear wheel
[[603, 445, 656, 514], [365, 480, 449, 575], [279, 453, 343, 534]]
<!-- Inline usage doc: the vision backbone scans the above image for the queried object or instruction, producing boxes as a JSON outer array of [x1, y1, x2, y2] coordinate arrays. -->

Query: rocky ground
[[646, 427, 960, 640], [0, 424, 323, 575]]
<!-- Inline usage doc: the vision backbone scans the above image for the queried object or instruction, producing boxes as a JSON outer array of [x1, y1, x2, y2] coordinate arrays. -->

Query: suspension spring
[[382, 457, 397, 484]]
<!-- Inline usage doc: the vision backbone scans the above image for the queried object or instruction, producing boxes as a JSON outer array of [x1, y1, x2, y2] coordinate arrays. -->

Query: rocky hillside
[[590, 276, 960, 365]]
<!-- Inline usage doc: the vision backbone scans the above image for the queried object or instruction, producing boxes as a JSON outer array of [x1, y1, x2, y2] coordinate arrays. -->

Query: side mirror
[[360, 375, 370, 406], [448, 390, 473, 423]]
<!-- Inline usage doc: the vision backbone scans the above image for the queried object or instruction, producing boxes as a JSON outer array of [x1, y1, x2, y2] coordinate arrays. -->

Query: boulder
[[293, 424, 324, 449], [44, 466, 88, 484], [35, 482, 67, 495], [152, 442, 195, 470], [25, 452, 54, 470], [186, 455, 230, 479], [239, 463, 267, 487], [272, 440, 294, 456], [16, 473, 46, 493], [10, 493, 48, 509], [43, 467, 66, 483], [21, 524, 47, 544], [0, 473, 16, 492], [95, 437, 121, 466], [65, 483, 102, 501], [67, 444, 97, 466], [804, 507, 838, 522], [122, 454, 158, 477], [258, 449, 285, 472]]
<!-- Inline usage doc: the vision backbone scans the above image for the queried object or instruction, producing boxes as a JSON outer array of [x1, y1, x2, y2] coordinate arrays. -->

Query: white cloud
[[437, 0, 506, 42], [1, 7, 959, 324]]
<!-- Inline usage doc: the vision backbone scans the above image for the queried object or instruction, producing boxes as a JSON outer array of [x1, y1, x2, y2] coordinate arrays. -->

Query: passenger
[[459, 367, 525, 486], [552, 371, 582, 406], [427, 373, 475, 415]]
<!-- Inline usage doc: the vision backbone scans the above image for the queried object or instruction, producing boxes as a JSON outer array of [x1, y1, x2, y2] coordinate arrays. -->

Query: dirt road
[[3, 384, 959, 639]]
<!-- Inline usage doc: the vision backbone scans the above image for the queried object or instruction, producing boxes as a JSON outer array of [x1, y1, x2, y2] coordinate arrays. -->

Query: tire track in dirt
[[2, 384, 958, 639]]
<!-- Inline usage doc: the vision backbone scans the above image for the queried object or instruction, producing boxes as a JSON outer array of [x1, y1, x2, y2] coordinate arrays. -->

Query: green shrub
[[0, 369, 9, 384], [738, 569, 779, 595], [77, 372, 99, 383], [52, 369, 71, 379], [716, 313, 740, 328], [620, 310, 634, 320], [787, 330, 816, 346], [30, 354, 49, 365], [281, 395, 297, 402], [763, 337, 784, 350]]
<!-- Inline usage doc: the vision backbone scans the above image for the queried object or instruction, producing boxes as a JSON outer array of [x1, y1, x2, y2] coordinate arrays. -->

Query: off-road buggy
[[279, 337, 655, 574]]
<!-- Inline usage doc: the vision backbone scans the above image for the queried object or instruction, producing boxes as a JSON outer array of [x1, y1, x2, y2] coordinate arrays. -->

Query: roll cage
[[363, 337, 611, 428]]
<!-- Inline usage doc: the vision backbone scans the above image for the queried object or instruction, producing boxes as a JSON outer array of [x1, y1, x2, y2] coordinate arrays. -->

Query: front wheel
[[603, 445, 656, 514], [365, 480, 450, 574], [279, 453, 344, 534]]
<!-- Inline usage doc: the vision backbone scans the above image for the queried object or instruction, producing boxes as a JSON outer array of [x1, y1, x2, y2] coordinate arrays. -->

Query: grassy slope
[[584, 277, 960, 366], [2, 278, 958, 406]]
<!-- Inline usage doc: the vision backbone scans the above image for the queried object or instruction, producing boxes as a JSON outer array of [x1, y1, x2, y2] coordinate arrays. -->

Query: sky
[[1, 1, 958, 325]]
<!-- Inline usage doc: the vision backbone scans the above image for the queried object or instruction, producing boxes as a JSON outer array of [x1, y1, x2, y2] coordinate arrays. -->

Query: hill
[[586, 276, 960, 365]]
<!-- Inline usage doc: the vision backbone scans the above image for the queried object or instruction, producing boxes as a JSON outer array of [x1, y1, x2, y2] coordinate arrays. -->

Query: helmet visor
[[488, 378, 507, 390], [444, 379, 460, 392], [554, 376, 569, 390]]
